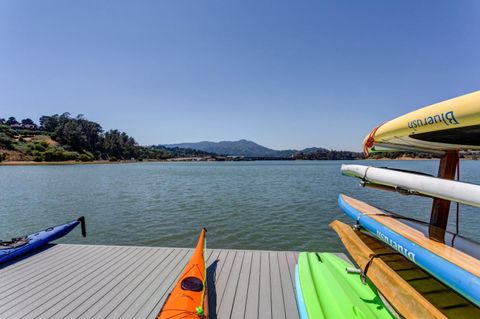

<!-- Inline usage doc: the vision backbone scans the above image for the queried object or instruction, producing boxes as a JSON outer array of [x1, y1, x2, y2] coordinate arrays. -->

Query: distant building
[[10, 123, 38, 130]]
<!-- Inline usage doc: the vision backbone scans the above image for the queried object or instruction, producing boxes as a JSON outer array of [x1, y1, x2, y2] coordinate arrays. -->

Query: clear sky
[[1, 1, 479, 151]]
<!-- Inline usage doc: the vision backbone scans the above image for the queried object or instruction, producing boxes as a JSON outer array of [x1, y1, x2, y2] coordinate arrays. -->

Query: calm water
[[1, 160, 479, 252]]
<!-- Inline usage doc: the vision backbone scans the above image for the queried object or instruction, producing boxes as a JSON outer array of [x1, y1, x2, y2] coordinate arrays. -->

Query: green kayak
[[295, 252, 395, 319]]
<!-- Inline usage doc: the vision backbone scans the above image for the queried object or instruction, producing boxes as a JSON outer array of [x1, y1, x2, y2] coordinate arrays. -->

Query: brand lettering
[[376, 230, 416, 262], [407, 111, 459, 130]]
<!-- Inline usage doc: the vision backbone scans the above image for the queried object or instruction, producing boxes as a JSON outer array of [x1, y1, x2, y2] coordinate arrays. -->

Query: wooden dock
[[0, 244, 303, 319]]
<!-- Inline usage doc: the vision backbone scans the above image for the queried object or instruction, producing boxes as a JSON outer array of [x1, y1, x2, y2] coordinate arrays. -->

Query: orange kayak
[[157, 228, 208, 319]]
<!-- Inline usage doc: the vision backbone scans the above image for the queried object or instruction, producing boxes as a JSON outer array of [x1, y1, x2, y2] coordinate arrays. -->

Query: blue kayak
[[0, 217, 86, 264]]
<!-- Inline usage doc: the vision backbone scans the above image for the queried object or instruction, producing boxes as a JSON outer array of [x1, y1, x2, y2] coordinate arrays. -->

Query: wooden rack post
[[429, 151, 459, 242]]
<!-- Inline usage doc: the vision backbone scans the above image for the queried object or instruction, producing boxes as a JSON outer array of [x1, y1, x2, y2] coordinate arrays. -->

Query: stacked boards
[[338, 194, 480, 306], [295, 252, 394, 319], [330, 220, 480, 319], [363, 90, 480, 155], [327, 91, 480, 318]]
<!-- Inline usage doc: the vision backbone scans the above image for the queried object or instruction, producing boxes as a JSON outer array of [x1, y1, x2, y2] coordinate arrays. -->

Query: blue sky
[[1, 1, 479, 151]]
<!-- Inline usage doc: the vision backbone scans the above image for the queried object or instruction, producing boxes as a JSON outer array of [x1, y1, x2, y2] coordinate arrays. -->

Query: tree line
[[0, 113, 216, 162], [39, 113, 143, 160], [1, 113, 172, 161], [0, 116, 37, 127], [294, 149, 363, 160]]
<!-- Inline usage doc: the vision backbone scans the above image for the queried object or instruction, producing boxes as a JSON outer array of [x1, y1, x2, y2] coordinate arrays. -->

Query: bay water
[[1, 160, 479, 252]]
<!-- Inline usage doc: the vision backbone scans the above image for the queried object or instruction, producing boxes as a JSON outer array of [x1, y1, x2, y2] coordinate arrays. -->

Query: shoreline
[[0, 159, 163, 166], [0, 157, 469, 166]]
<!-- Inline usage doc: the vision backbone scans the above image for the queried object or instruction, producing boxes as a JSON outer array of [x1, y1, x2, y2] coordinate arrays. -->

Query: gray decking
[[0, 244, 301, 319]]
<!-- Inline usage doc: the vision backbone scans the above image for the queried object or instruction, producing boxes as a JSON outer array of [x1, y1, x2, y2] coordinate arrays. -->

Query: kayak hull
[[157, 229, 208, 319], [295, 252, 394, 319], [341, 164, 480, 207], [0, 219, 81, 264], [294, 264, 308, 319], [363, 91, 480, 155]]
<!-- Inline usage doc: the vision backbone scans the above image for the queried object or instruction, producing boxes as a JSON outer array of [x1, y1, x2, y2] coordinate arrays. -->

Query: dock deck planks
[[0, 244, 302, 319]]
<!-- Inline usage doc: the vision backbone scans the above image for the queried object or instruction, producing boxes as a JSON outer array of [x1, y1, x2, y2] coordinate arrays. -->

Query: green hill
[[0, 114, 210, 162]]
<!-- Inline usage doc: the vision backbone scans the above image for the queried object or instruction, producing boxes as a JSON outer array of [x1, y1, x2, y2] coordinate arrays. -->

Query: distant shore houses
[[9, 123, 39, 130], [0, 118, 39, 130]]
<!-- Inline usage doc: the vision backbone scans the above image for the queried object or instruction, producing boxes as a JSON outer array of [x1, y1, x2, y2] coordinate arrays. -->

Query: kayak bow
[[157, 228, 208, 319]]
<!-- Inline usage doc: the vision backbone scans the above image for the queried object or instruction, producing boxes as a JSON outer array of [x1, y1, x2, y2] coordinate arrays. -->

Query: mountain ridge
[[163, 139, 328, 157]]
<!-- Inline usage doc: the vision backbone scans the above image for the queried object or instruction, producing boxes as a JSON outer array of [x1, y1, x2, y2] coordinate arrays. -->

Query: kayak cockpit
[[0, 237, 29, 250]]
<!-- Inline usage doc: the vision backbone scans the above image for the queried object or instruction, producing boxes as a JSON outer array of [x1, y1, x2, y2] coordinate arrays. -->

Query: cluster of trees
[[0, 117, 37, 126], [153, 146, 215, 158], [294, 150, 363, 160], [0, 125, 15, 150], [368, 152, 437, 159], [1, 113, 208, 162], [36, 113, 217, 160], [38, 113, 153, 160]]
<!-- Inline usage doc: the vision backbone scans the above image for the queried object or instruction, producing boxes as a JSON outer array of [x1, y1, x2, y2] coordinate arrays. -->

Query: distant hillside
[[299, 147, 329, 154], [1, 115, 363, 163], [0, 114, 212, 163], [293, 149, 362, 160], [164, 139, 297, 157], [163, 140, 360, 159]]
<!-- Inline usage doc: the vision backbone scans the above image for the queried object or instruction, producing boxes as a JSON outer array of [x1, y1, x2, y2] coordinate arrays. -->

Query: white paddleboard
[[341, 164, 480, 208]]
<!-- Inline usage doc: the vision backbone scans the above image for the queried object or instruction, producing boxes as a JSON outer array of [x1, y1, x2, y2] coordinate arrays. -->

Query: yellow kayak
[[364, 90, 480, 155]]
